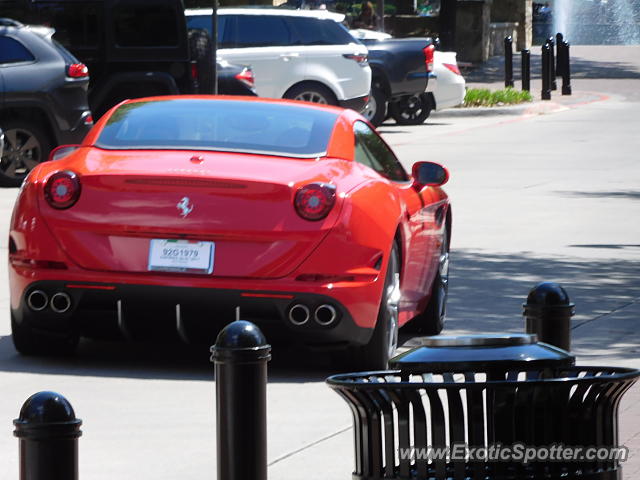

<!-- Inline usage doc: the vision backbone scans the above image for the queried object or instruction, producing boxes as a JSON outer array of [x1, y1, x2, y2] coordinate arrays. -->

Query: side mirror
[[48, 145, 82, 162], [412, 161, 449, 188]]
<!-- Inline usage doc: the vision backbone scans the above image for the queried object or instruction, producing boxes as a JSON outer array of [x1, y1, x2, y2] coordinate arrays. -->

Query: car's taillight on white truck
[[343, 53, 368, 66]]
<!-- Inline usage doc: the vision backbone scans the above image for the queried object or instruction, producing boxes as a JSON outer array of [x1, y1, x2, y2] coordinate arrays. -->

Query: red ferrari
[[9, 96, 450, 369]]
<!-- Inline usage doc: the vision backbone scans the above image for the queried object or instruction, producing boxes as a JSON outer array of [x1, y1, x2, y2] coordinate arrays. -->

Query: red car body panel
[[9, 96, 450, 347]]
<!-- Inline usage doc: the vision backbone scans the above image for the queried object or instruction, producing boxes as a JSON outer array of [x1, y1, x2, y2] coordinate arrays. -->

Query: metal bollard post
[[521, 49, 530, 92], [504, 36, 514, 88], [561, 41, 572, 95], [541, 43, 551, 100], [555, 32, 565, 76], [523, 282, 575, 351], [547, 36, 557, 90], [13, 392, 82, 480], [211, 321, 271, 480]]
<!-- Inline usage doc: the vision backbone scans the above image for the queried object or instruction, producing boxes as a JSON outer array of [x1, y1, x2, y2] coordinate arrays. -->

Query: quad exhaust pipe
[[27, 290, 48, 311], [50, 292, 72, 313], [288, 304, 310, 325], [314, 304, 337, 326]]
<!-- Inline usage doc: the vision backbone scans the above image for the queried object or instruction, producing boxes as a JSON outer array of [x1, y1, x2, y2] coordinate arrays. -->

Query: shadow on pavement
[[0, 249, 637, 380], [444, 249, 640, 361]]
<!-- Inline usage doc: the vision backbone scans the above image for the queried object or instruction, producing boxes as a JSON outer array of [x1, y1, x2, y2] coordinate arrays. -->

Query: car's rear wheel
[[362, 82, 387, 127], [11, 313, 79, 356], [389, 93, 433, 125], [404, 227, 449, 335], [350, 242, 400, 370], [284, 83, 338, 106], [0, 120, 51, 187]]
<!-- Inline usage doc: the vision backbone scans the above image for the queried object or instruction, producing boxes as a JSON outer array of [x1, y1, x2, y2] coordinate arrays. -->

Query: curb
[[431, 101, 567, 118]]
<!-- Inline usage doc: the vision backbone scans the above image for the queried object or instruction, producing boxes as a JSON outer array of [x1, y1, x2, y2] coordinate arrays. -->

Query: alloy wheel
[[1, 128, 42, 179]]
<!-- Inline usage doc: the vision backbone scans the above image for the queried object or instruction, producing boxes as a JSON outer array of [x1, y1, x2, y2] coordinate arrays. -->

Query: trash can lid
[[390, 334, 575, 374], [421, 333, 535, 347]]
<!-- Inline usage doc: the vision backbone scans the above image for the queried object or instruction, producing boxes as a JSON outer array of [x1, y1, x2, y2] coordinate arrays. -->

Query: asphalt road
[[0, 45, 638, 480]]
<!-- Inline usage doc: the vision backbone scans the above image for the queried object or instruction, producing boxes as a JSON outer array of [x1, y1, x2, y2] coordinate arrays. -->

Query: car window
[[112, 3, 179, 47], [0, 36, 35, 63], [353, 121, 409, 182], [227, 15, 292, 48], [288, 17, 358, 46], [35, 4, 101, 49], [96, 99, 339, 158]]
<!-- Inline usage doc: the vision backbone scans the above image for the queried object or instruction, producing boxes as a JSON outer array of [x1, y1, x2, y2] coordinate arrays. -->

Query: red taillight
[[67, 63, 89, 78], [294, 183, 336, 221], [423, 44, 435, 73], [235, 67, 255, 88], [443, 63, 461, 75], [190, 61, 199, 81], [83, 114, 94, 125], [343, 53, 368, 65], [44, 171, 81, 209]]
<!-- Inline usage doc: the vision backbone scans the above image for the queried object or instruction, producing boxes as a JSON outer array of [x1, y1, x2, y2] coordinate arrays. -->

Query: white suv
[[186, 8, 371, 112]]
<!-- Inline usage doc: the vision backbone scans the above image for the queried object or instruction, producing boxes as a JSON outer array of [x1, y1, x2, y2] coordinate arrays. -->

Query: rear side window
[[0, 36, 35, 63], [289, 17, 358, 46], [113, 3, 179, 47], [225, 15, 292, 47], [354, 121, 408, 181]]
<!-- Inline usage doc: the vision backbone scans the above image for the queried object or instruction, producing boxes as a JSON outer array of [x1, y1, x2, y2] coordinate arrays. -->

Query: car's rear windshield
[[96, 99, 338, 157]]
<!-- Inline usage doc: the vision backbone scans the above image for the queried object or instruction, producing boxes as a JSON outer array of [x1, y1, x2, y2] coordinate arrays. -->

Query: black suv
[[7, 0, 254, 119], [0, 18, 92, 186]]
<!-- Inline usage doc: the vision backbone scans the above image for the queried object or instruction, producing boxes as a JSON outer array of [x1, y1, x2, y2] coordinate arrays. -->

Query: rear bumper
[[11, 275, 377, 348], [339, 94, 369, 113]]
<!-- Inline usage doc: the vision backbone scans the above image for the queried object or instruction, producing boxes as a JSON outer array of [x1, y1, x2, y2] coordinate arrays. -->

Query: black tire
[[11, 313, 79, 356], [388, 92, 433, 125], [362, 81, 387, 127], [283, 83, 338, 106], [188, 28, 215, 94], [0, 120, 51, 187], [350, 242, 400, 370], [403, 226, 449, 335]]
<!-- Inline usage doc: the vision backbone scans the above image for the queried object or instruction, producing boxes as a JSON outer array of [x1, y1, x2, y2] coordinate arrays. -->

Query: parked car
[[350, 28, 434, 126], [9, 96, 451, 369], [0, 18, 92, 187], [185, 8, 372, 112], [389, 50, 466, 125], [8, 0, 254, 119]]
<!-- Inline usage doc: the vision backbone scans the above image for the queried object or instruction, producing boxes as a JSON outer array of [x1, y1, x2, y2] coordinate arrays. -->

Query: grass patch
[[463, 87, 533, 107]]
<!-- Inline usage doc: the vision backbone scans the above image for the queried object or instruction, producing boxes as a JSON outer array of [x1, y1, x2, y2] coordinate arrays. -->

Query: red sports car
[[9, 96, 450, 369]]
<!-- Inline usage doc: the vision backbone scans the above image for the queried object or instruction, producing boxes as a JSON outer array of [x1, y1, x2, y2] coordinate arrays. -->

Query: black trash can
[[327, 334, 639, 480]]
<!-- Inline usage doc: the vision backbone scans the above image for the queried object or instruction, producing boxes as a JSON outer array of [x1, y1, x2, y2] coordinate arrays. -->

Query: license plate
[[148, 239, 214, 274]]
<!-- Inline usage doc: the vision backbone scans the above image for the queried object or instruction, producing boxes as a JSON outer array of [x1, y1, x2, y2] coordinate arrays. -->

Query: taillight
[[190, 61, 199, 81], [343, 53, 368, 65], [423, 44, 435, 73], [294, 183, 336, 221], [67, 63, 89, 78], [44, 171, 81, 209], [235, 67, 255, 88], [443, 63, 461, 75]]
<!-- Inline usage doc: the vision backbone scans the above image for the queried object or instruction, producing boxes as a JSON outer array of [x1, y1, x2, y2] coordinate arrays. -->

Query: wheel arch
[[283, 80, 340, 105], [0, 106, 57, 146]]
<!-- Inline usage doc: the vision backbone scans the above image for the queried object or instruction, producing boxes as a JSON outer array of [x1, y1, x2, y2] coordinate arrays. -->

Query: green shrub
[[463, 88, 533, 107]]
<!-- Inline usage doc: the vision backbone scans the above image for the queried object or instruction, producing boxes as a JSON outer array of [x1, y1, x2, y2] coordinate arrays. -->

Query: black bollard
[[13, 392, 82, 480], [562, 41, 572, 95], [547, 36, 557, 90], [523, 282, 575, 351], [555, 32, 565, 77], [521, 49, 530, 92], [211, 321, 271, 480], [541, 43, 551, 100], [504, 36, 514, 88]]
